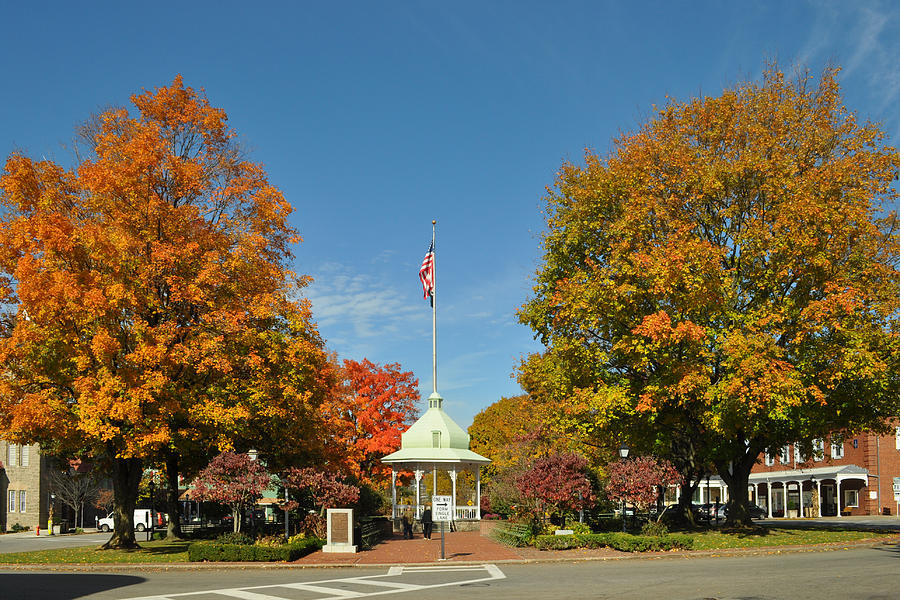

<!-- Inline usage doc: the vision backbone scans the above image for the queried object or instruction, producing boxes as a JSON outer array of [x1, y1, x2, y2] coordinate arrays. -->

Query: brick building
[[685, 424, 900, 518], [0, 440, 49, 531]]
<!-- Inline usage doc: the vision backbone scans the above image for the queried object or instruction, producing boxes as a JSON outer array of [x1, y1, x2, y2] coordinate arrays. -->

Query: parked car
[[714, 503, 768, 520], [97, 509, 163, 532]]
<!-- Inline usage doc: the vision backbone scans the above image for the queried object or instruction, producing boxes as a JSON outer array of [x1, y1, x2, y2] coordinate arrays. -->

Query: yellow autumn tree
[[0, 77, 331, 547], [520, 65, 900, 524]]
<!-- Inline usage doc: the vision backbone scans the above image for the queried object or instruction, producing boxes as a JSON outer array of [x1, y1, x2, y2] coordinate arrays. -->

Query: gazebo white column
[[415, 470, 423, 519], [476, 469, 482, 519], [450, 468, 457, 521], [391, 470, 397, 519]]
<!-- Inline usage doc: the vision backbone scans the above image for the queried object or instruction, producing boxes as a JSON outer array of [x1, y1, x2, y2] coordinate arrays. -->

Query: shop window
[[831, 440, 844, 459], [843, 489, 859, 508], [18, 491, 26, 513], [7, 490, 15, 512]]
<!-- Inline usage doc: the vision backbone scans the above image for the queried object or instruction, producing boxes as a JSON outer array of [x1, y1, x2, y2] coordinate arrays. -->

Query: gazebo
[[381, 392, 490, 528]]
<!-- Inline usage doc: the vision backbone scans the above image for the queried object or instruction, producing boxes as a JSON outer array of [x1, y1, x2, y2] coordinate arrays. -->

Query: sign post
[[432, 495, 452, 560]]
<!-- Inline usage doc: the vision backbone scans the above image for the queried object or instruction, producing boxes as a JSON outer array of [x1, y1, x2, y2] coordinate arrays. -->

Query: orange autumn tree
[[0, 77, 330, 548], [325, 358, 419, 485], [519, 65, 900, 525]]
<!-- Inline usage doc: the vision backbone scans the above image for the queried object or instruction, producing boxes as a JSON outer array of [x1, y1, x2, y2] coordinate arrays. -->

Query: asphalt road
[[1, 543, 898, 600], [0, 532, 110, 554]]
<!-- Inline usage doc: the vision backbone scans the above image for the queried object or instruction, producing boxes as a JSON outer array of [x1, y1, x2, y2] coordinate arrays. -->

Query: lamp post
[[619, 444, 630, 533]]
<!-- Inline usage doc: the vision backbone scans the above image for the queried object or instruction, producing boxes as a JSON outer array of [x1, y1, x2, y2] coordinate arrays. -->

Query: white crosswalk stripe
[[122, 563, 506, 600]]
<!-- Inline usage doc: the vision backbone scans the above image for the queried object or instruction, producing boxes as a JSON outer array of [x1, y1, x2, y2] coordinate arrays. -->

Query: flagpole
[[431, 219, 437, 395]]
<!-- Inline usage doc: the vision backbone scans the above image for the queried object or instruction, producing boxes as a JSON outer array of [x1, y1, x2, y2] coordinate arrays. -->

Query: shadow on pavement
[[0, 573, 144, 600]]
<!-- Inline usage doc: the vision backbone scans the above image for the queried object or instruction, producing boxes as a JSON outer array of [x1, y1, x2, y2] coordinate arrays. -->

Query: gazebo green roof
[[381, 392, 490, 465]]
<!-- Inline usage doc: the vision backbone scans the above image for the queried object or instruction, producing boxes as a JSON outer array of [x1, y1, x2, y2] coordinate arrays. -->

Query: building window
[[794, 445, 802, 464], [8, 490, 15, 512], [831, 440, 844, 459], [7, 444, 16, 467], [20, 445, 29, 467], [765, 452, 774, 466], [813, 439, 824, 461], [843, 489, 859, 508], [18, 491, 26, 513], [896, 427, 900, 450], [779, 446, 790, 464]]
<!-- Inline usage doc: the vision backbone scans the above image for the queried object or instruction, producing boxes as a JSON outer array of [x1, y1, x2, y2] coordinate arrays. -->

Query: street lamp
[[619, 444, 630, 532]]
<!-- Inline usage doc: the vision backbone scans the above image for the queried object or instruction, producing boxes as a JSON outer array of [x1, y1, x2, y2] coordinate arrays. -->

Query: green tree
[[519, 65, 900, 525]]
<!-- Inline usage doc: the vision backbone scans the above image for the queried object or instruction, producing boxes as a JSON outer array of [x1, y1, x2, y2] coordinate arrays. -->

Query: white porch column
[[476, 468, 482, 519], [449, 468, 458, 521], [699, 485, 705, 505], [782, 484, 788, 518], [767, 481, 773, 518], [675, 485, 681, 503], [798, 482, 804, 518], [391, 470, 397, 519], [752, 483, 758, 505], [815, 480, 822, 518], [836, 477, 843, 518], [414, 470, 423, 519]]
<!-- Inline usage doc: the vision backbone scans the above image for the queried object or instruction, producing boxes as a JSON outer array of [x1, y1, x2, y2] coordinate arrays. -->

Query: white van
[[97, 509, 153, 532]]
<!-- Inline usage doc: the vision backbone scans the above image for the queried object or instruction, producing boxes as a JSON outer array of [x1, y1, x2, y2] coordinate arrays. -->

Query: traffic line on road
[[122, 563, 506, 600]]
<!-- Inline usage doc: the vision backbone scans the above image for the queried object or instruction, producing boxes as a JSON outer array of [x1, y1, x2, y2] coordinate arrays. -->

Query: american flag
[[419, 240, 435, 305]]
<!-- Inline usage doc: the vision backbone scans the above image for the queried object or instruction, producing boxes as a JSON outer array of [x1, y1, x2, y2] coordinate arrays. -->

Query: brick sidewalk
[[295, 531, 522, 565]]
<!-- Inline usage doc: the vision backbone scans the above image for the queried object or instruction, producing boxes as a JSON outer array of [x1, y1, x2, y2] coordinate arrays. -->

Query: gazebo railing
[[393, 505, 480, 520]]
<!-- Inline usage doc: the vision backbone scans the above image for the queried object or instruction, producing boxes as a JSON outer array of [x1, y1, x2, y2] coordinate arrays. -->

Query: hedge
[[533, 532, 693, 552], [188, 537, 324, 562]]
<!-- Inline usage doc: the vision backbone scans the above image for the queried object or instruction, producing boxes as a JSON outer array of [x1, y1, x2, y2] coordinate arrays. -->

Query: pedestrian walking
[[401, 511, 413, 539], [422, 504, 433, 540]]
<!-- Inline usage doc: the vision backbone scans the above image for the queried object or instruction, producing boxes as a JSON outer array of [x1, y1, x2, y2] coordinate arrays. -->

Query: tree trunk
[[233, 506, 242, 533], [164, 450, 183, 539], [101, 455, 143, 549], [715, 444, 762, 528], [676, 476, 702, 527]]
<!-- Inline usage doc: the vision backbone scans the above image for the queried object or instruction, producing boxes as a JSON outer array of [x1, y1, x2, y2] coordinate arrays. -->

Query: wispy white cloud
[[798, 2, 900, 135], [302, 263, 426, 348]]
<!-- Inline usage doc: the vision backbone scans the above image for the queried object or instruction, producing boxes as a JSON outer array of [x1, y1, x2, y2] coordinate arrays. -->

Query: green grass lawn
[[688, 527, 891, 551], [0, 539, 191, 564]]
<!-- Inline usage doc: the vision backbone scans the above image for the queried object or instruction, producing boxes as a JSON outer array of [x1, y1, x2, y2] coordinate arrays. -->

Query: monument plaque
[[323, 508, 357, 553], [332, 512, 349, 544]]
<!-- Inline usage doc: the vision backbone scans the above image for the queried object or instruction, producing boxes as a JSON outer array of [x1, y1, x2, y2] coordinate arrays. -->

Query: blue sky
[[3, 1, 899, 428]]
